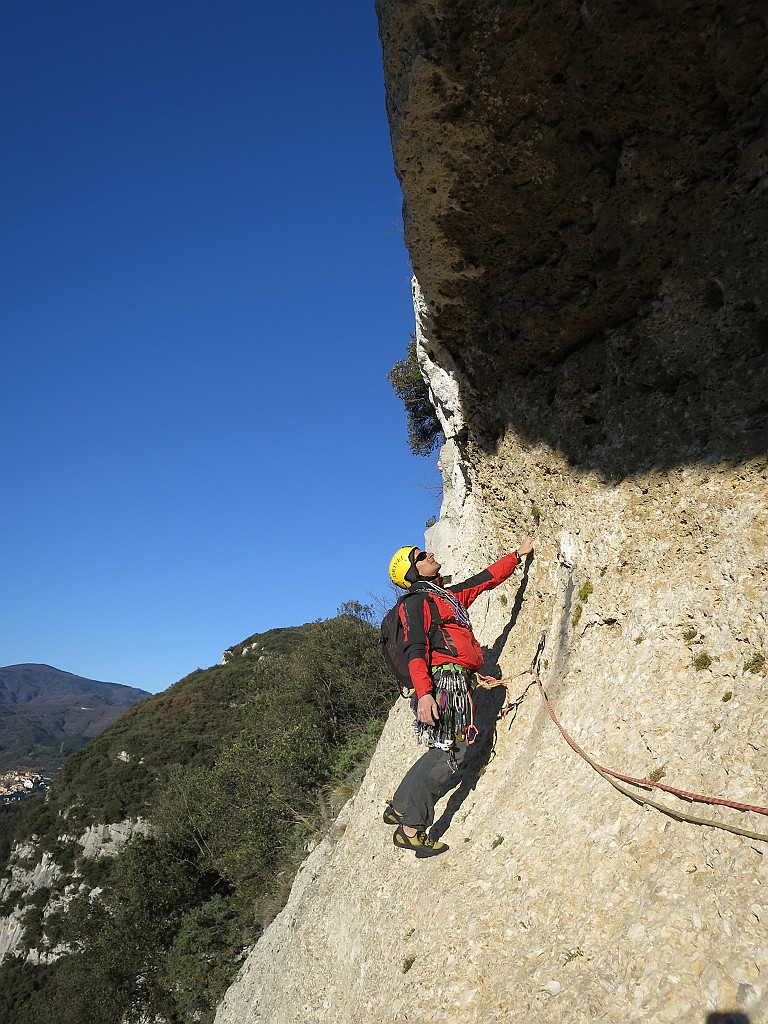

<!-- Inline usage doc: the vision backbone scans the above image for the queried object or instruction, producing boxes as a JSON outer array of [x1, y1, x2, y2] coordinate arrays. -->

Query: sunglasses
[[414, 551, 428, 563]]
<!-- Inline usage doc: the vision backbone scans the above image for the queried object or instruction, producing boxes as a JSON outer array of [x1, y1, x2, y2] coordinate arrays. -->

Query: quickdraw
[[416, 663, 474, 748]]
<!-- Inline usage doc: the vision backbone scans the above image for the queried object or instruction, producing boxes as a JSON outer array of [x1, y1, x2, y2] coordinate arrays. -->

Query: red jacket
[[399, 552, 521, 698]]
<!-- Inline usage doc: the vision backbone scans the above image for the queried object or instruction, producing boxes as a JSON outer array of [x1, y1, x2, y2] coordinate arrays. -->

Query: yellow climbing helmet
[[389, 546, 418, 590]]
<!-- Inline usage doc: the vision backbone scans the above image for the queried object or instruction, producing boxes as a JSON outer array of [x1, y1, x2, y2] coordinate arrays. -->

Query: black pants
[[391, 738, 469, 831]]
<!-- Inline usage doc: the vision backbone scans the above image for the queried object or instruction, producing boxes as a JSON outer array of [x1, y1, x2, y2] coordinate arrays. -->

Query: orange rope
[[533, 667, 768, 818], [476, 638, 768, 841]]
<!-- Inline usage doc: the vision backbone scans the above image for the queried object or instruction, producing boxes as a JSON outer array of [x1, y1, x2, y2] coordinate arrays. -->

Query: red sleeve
[[449, 552, 521, 608], [408, 659, 433, 699], [400, 595, 434, 699]]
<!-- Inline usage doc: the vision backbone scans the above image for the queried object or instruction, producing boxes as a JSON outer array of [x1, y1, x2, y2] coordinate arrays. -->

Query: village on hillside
[[0, 772, 49, 803]]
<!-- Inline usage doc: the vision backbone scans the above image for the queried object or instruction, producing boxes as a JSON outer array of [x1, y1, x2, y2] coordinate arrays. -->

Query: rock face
[[216, 4, 767, 1023], [377, 0, 767, 474], [0, 845, 63, 963], [0, 821, 150, 964]]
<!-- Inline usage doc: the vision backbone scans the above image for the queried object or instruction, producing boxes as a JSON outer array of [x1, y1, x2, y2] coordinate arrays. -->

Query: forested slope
[[0, 607, 393, 1024]]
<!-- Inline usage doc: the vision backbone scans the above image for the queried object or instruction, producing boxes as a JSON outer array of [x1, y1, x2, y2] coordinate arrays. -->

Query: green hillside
[[0, 607, 393, 1024]]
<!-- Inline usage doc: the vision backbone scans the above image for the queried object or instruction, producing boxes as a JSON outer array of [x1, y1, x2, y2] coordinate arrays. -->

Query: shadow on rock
[[381, 0, 768, 477], [481, 555, 532, 678], [430, 684, 509, 842], [430, 597, 537, 842]]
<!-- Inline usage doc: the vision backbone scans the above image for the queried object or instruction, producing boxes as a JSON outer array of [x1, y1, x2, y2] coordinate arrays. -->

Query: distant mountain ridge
[[0, 664, 151, 775]]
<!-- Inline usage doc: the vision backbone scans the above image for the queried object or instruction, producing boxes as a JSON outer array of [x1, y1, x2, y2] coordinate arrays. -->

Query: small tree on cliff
[[388, 334, 443, 456]]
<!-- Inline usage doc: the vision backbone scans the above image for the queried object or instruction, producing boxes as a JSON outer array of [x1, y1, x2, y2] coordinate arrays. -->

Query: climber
[[384, 539, 534, 857]]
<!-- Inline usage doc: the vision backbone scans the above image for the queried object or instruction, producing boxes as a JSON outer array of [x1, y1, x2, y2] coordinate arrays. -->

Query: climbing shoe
[[382, 802, 403, 825], [392, 825, 448, 858]]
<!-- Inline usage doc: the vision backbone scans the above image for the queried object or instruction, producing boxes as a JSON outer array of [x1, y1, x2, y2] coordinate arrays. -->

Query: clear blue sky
[[1, 1, 442, 694]]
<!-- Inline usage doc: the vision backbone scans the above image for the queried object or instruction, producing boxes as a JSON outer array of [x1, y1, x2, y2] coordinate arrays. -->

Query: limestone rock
[[0, 820, 150, 964], [77, 818, 150, 860], [216, 4, 767, 1022]]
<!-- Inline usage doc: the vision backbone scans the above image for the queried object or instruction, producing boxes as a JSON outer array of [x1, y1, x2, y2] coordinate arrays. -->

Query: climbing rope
[[477, 633, 768, 843]]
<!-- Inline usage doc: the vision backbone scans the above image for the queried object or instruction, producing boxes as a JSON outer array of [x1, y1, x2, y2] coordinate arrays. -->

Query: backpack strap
[[397, 589, 440, 625]]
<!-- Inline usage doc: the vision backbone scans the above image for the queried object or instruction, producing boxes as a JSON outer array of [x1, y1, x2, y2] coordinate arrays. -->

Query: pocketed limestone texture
[[377, 0, 767, 472], [215, 4, 767, 1022]]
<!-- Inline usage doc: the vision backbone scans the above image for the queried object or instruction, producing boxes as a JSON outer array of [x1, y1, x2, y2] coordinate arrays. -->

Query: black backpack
[[380, 592, 437, 698]]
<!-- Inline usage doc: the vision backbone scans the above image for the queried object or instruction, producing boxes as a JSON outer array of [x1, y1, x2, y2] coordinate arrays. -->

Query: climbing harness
[[479, 632, 768, 843]]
